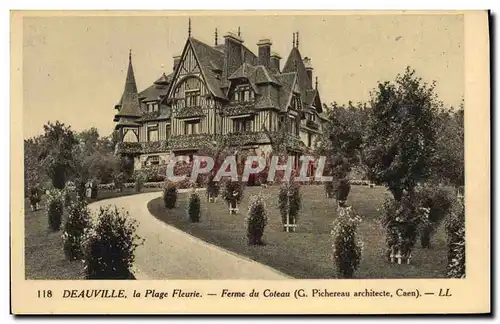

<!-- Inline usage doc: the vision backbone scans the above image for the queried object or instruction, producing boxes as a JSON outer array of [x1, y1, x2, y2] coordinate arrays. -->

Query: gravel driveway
[[89, 191, 290, 279]]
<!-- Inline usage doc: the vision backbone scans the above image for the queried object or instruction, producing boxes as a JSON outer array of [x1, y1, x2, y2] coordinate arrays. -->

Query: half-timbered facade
[[114, 26, 327, 170]]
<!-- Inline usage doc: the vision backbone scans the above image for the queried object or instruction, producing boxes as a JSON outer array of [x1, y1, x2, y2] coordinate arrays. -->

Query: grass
[[148, 185, 449, 279], [24, 187, 161, 280]]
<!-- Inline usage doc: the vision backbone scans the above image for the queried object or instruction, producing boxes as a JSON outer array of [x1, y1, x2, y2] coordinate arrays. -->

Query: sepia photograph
[[11, 10, 490, 314]]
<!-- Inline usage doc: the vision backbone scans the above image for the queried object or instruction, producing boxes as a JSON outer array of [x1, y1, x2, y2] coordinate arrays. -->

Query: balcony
[[115, 141, 169, 155], [175, 106, 205, 119], [223, 101, 256, 117]]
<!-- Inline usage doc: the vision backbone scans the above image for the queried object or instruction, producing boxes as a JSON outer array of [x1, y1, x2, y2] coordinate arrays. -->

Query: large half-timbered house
[[114, 24, 327, 170]]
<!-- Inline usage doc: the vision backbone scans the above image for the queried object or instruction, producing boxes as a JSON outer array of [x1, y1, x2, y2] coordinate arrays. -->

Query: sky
[[22, 13, 464, 139]]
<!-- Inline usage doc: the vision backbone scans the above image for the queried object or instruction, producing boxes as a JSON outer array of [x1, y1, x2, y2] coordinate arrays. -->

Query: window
[[186, 90, 200, 107], [166, 124, 171, 138], [145, 155, 160, 167], [288, 116, 297, 135], [123, 129, 138, 142], [268, 113, 273, 131], [233, 118, 251, 133], [307, 133, 312, 147], [307, 113, 316, 122], [184, 121, 200, 135], [291, 94, 301, 110], [147, 126, 158, 142], [234, 85, 253, 103]]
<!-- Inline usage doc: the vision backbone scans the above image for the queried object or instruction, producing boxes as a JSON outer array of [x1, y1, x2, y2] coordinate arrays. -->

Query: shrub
[[187, 190, 201, 222], [46, 189, 64, 231], [278, 181, 301, 229], [206, 175, 220, 200], [82, 205, 143, 279], [337, 178, 351, 202], [414, 183, 455, 248], [446, 201, 465, 278], [245, 194, 268, 245], [114, 172, 125, 192], [163, 182, 178, 209], [324, 180, 335, 198], [63, 188, 72, 207], [222, 179, 244, 205], [90, 181, 99, 199], [62, 197, 91, 260], [331, 206, 363, 278], [380, 193, 429, 262], [135, 172, 145, 193]]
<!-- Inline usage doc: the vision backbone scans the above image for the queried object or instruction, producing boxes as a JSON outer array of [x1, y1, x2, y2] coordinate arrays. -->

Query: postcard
[[11, 10, 490, 315]]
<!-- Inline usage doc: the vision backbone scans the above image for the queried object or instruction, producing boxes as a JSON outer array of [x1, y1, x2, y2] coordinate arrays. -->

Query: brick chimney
[[270, 52, 281, 73], [257, 39, 272, 68], [173, 55, 181, 72], [303, 57, 313, 89], [223, 32, 244, 79]]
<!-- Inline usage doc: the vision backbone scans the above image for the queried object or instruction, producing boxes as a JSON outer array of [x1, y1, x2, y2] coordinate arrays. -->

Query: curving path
[[89, 191, 290, 280]]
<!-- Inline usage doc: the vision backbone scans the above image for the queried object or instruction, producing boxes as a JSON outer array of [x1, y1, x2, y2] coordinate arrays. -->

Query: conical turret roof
[[114, 51, 142, 120]]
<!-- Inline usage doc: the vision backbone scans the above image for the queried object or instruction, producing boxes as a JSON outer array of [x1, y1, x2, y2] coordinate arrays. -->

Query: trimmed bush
[[380, 193, 429, 262], [163, 182, 178, 209], [278, 181, 301, 230], [63, 188, 72, 207], [245, 194, 268, 245], [46, 189, 64, 231], [206, 175, 220, 200], [135, 172, 145, 193], [324, 181, 335, 198], [222, 179, 244, 208], [114, 172, 125, 192], [337, 178, 351, 202], [187, 190, 201, 222], [90, 181, 99, 199], [446, 201, 465, 278], [62, 197, 91, 260], [414, 183, 455, 248], [331, 206, 363, 278], [82, 205, 143, 279]]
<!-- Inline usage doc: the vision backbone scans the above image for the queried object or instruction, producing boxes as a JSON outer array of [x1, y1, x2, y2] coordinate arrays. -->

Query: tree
[[72, 128, 121, 184], [315, 101, 368, 199], [431, 102, 464, 188], [363, 67, 441, 201], [24, 135, 49, 192], [39, 121, 78, 189]]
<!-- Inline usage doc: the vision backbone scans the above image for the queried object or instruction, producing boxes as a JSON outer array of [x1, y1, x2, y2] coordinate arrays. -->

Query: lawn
[[147, 185, 449, 279], [24, 187, 162, 280]]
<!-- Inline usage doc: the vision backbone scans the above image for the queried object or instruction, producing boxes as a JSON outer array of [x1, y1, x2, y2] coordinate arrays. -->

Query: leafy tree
[[39, 121, 78, 189], [72, 128, 121, 185], [24, 135, 49, 192], [431, 102, 464, 188], [316, 101, 368, 199], [363, 67, 441, 201]]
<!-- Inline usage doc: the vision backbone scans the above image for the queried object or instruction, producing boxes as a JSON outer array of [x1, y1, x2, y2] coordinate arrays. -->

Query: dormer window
[[234, 84, 254, 103], [147, 103, 159, 113], [291, 94, 301, 110]]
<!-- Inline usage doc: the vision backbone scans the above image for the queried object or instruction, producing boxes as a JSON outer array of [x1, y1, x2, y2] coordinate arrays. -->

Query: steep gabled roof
[[114, 53, 142, 120], [275, 72, 297, 111], [138, 72, 173, 102], [188, 37, 226, 99], [282, 47, 313, 95]]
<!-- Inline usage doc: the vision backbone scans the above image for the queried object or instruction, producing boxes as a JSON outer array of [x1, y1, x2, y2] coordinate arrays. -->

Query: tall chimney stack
[[303, 57, 313, 89], [223, 31, 244, 79], [270, 52, 281, 73], [257, 39, 272, 68]]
